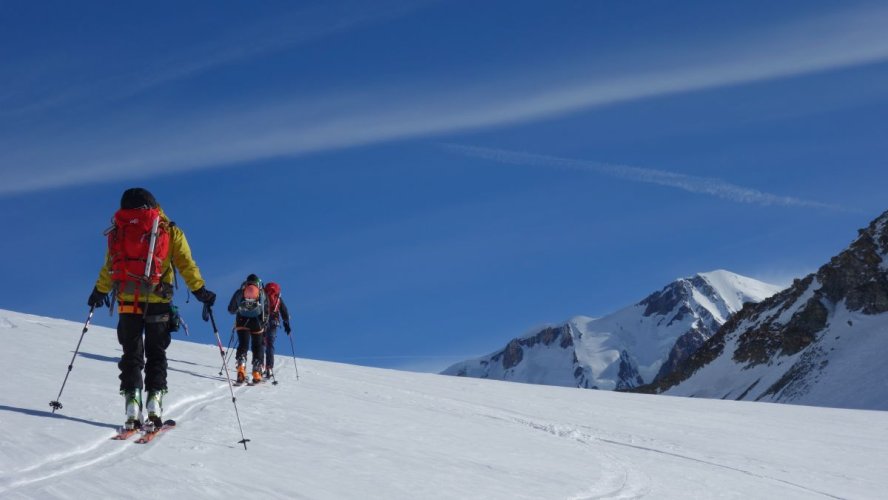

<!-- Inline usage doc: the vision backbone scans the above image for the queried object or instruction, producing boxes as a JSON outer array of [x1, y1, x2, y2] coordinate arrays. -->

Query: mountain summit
[[443, 270, 782, 390], [644, 210, 888, 410]]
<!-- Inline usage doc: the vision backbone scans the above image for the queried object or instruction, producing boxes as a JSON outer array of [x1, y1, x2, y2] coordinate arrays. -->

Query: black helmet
[[246, 274, 261, 284], [120, 188, 158, 209]]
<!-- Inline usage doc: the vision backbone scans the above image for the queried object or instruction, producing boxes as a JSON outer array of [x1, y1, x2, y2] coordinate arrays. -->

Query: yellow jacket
[[94, 208, 206, 304]]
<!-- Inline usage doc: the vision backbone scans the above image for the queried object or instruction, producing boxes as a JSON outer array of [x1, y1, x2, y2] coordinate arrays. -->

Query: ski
[[135, 419, 176, 444], [111, 428, 140, 440]]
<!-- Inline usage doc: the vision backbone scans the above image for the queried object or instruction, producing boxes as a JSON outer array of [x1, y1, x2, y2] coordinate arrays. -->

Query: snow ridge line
[[0, 382, 238, 494]]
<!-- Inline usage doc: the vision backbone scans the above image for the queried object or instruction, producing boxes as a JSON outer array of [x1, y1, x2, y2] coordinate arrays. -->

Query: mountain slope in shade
[[645, 210, 888, 411], [1, 308, 887, 499], [443, 270, 782, 390]]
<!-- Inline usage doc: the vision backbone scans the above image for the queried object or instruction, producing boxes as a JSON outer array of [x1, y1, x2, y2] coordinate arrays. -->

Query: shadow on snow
[[0, 405, 119, 430], [77, 351, 119, 363]]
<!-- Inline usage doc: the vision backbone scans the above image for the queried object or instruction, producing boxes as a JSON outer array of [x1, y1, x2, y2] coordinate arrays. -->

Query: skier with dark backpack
[[87, 188, 216, 431], [262, 282, 291, 379], [227, 274, 269, 384]]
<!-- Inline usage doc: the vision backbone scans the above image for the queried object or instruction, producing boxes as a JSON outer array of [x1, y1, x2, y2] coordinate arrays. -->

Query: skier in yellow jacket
[[88, 188, 216, 430]]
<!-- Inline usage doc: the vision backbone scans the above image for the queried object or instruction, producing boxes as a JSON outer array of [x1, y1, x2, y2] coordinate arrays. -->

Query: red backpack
[[106, 207, 170, 303], [264, 282, 282, 317]]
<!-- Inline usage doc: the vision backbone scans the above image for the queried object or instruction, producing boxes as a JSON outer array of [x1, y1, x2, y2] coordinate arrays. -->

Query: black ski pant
[[235, 315, 264, 372], [264, 324, 278, 370], [117, 303, 172, 393]]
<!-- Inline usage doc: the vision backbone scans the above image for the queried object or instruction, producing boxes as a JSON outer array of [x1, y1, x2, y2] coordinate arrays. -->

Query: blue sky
[[1, 0, 887, 372]]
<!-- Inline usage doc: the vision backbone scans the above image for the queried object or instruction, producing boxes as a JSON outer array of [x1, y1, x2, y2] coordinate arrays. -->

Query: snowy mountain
[[2, 307, 887, 499], [645, 210, 888, 411], [443, 270, 782, 390]]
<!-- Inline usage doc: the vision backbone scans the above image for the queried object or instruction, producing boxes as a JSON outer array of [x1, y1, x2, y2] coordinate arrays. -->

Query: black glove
[[192, 286, 216, 306], [87, 287, 110, 308], [284, 322, 292, 335]]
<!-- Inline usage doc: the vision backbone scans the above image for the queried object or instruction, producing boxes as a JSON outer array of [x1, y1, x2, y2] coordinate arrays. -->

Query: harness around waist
[[117, 301, 170, 319]]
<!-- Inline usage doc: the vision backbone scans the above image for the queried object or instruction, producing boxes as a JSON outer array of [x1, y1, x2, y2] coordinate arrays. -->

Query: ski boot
[[264, 367, 273, 379], [236, 362, 246, 384], [145, 389, 166, 429], [122, 388, 142, 430], [252, 370, 262, 384]]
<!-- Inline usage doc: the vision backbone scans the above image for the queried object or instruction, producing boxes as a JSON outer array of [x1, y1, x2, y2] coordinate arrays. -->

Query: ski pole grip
[[82, 306, 95, 333], [205, 304, 219, 333]]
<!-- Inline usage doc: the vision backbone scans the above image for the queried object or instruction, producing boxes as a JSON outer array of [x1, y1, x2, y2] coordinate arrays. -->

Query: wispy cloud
[[114, 1, 436, 101], [2, 4, 888, 195], [443, 144, 843, 210], [0, 0, 437, 117]]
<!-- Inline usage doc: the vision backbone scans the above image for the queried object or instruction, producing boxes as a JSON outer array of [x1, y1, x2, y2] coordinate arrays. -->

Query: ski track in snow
[[316, 368, 847, 500], [499, 413, 843, 500], [0, 381, 236, 494], [308, 368, 652, 499], [591, 437, 844, 500]]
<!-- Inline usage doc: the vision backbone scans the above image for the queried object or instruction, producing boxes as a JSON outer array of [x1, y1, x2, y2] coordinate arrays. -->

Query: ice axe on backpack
[[138, 214, 161, 319]]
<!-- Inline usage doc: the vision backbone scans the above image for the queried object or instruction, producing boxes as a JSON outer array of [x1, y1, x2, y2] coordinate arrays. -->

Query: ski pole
[[218, 327, 236, 376], [49, 306, 95, 413], [287, 329, 300, 381], [204, 304, 250, 450], [225, 330, 237, 366]]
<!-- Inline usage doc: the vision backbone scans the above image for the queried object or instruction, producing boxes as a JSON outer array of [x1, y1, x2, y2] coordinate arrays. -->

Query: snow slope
[[665, 301, 888, 409], [1, 308, 886, 499], [444, 270, 782, 390], [652, 210, 888, 411]]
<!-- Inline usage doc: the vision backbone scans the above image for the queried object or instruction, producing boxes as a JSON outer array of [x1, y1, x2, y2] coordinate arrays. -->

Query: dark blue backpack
[[236, 281, 266, 320]]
